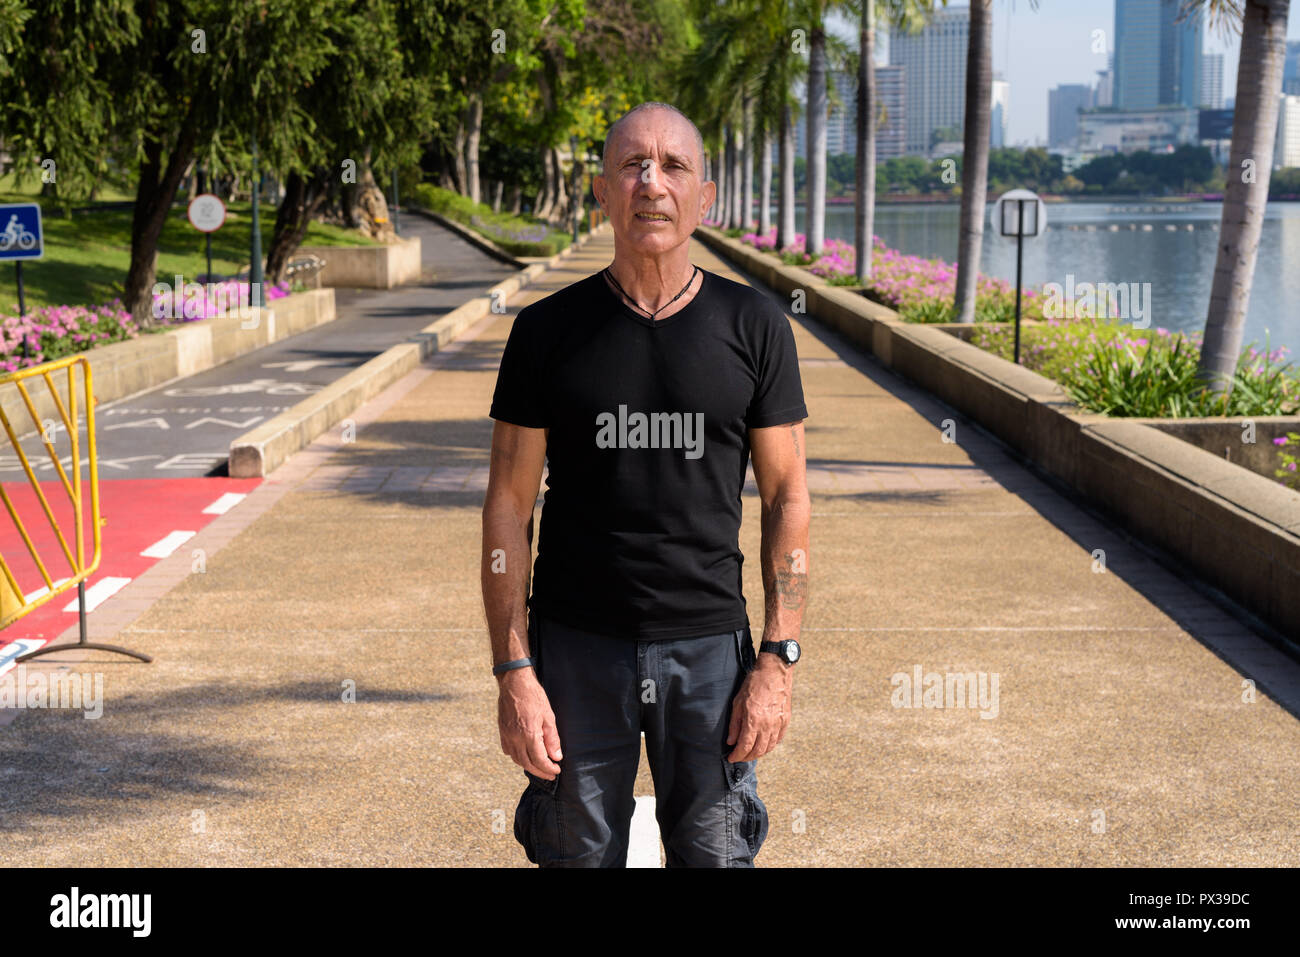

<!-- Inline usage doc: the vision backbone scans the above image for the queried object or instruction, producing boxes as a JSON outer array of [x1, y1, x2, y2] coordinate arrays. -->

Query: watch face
[[784, 641, 801, 663]]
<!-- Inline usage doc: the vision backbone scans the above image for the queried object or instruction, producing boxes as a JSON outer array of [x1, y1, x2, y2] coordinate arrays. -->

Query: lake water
[[786, 201, 1300, 356]]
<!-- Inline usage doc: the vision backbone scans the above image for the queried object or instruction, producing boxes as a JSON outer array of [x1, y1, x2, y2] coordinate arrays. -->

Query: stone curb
[[227, 220, 612, 478]]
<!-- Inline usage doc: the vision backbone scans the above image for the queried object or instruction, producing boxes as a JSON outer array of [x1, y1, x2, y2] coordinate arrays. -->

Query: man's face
[[594, 110, 715, 257]]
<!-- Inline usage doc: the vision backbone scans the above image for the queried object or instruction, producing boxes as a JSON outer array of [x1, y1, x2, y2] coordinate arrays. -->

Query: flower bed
[[736, 226, 1044, 324], [1, 279, 292, 373]]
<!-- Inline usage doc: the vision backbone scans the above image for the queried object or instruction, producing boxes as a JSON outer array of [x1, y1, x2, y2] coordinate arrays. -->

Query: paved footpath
[[1, 227, 1298, 867]]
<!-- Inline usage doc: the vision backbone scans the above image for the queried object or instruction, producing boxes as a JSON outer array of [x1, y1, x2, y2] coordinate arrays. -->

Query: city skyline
[[827, 0, 1300, 147]]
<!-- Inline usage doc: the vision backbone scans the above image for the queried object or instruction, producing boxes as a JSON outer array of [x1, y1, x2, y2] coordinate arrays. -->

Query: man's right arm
[[481, 420, 562, 778]]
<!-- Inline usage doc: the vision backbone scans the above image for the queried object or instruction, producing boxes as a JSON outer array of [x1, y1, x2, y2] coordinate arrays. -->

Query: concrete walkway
[[1, 227, 1297, 867]]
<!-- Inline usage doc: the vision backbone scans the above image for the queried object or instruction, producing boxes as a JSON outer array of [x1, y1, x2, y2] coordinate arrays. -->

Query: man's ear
[[593, 173, 607, 211], [700, 179, 716, 218]]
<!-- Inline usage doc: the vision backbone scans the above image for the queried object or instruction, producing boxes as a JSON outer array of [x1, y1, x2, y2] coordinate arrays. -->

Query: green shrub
[[407, 183, 572, 257], [973, 318, 1300, 418]]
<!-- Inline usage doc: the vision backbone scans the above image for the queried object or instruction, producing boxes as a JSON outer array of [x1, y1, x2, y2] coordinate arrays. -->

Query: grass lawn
[[0, 175, 379, 311]]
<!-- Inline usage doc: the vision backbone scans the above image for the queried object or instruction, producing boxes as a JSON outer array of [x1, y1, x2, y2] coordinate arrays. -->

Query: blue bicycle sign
[[0, 203, 43, 260]]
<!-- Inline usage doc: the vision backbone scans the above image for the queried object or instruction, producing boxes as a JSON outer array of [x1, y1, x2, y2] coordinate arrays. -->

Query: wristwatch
[[759, 639, 801, 665]]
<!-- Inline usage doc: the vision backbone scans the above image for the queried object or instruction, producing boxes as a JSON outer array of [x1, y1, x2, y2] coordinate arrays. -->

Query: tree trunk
[[855, 0, 876, 284], [807, 25, 828, 256], [1198, 0, 1291, 395], [552, 146, 568, 223], [741, 94, 754, 230], [759, 127, 773, 238], [452, 120, 469, 195], [534, 147, 552, 220], [717, 128, 730, 228], [465, 91, 484, 206], [731, 117, 744, 228], [778, 103, 796, 251], [953, 0, 993, 324], [492, 179, 504, 213], [266, 168, 330, 285], [123, 105, 202, 326], [509, 184, 522, 216]]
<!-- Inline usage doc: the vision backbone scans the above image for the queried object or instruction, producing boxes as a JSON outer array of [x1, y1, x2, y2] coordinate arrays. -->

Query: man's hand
[[498, 668, 564, 779], [726, 653, 793, 762]]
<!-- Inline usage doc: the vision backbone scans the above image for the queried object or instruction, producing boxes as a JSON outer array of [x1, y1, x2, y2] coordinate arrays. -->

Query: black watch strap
[[492, 656, 536, 676], [760, 640, 799, 664]]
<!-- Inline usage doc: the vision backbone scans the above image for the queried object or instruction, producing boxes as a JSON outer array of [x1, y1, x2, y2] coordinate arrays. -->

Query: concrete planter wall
[[1, 289, 335, 435], [696, 226, 1300, 643], [297, 237, 421, 289]]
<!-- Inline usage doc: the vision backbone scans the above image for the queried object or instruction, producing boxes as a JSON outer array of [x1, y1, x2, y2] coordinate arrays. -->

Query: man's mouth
[[636, 212, 671, 222]]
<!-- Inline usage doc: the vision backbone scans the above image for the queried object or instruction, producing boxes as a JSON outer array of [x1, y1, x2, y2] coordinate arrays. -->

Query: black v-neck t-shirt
[[489, 267, 807, 640]]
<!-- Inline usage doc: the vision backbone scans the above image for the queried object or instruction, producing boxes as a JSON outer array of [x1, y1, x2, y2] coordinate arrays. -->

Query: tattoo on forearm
[[775, 551, 808, 610], [790, 423, 800, 458]]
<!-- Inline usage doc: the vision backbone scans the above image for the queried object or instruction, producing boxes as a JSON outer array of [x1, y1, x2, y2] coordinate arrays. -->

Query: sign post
[[991, 189, 1047, 365], [0, 202, 44, 360], [187, 193, 227, 289]]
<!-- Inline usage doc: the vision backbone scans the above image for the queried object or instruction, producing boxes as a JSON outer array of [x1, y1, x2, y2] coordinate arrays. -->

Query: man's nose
[[638, 162, 667, 195]]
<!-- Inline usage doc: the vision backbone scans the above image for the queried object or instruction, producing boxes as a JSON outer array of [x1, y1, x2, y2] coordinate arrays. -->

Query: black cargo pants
[[513, 612, 770, 867]]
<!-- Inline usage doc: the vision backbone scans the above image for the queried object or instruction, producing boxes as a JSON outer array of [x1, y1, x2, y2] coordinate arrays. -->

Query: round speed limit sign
[[187, 193, 226, 233]]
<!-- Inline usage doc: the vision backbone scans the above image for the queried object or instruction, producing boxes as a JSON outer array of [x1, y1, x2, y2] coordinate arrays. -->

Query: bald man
[[482, 101, 810, 868]]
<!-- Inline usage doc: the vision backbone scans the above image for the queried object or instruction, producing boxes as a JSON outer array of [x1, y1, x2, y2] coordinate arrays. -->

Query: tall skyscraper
[[1095, 55, 1114, 108], [1276, 95, 1300, 169], [875, 65, 907, 160], [1284, 41, 1300, 96], [888, 6, 969, 155], [1114, 0, 1203, 109], [1048, 84, 1095, 148], [991, 76, 1010, 148], [793, 66, 907, 162], [1201, 52, 1223, 108]]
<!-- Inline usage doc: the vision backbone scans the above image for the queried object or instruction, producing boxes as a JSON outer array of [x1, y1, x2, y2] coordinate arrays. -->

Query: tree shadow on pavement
[[0, 678, 455, 832]]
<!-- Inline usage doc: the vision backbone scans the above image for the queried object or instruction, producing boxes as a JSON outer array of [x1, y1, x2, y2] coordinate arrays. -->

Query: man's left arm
[[727, 419, 811, 762]]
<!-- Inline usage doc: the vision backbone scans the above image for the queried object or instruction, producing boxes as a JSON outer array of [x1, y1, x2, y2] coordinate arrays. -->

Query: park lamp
[[991, 188, 1047, 365]]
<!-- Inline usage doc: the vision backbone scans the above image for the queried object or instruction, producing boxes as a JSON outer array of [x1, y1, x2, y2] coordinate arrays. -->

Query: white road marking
[[202, 492, 246, 514], [103, 417, 170, 431], [141, 530, 197, 558], [184, 416, 264, 430], [627, 795, 663, 868], [262, 359, 338, 372], [63, 576, 131, 612], [23, 577, 71, 602]]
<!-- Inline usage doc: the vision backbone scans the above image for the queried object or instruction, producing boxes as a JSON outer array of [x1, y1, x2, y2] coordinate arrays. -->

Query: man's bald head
[[601, 102, 706, 176]]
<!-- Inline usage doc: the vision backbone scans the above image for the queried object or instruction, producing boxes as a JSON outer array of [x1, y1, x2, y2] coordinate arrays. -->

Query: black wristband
[[492, 656, 536, 676]]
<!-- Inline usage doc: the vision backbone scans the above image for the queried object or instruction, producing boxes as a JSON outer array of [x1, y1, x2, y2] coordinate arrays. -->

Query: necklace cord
[[604, 265, 700, 320]]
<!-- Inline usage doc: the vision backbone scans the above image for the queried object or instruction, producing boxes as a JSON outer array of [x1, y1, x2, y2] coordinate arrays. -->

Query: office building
[[794, 66, 907, 162], [991, 76, 1010, 148], [1078, 106, 1198, 153], [1201, 52, 1223, 108], [888, 6, 969, 155], [1284, 41, 1300, 96], [1277, 95, 1300, 169], [1114, 0, 1203, 110], [1049, 84, 1095, 148]]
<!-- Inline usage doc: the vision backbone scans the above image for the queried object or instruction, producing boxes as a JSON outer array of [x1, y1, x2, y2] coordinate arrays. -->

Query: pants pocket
[[514, 770, 561, 865]]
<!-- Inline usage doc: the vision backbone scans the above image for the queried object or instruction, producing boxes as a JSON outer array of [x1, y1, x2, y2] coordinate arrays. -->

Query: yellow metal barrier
[[0, 355, 149, 662]]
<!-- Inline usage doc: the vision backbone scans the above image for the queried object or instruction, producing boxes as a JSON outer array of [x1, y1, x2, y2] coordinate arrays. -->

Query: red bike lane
[[0, 476, 260, 673]]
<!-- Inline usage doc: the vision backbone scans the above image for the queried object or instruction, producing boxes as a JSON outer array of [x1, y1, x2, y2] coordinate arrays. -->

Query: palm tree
[[853, 0, 877, 283], [805, 1, 830, 256], [1194, 0, 1292, 395], [678, 0, 802, 240], [852, 0, 939, 283], [951, 0, 993, 323]]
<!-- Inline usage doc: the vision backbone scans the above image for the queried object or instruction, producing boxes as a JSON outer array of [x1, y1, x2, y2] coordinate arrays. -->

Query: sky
[[826, 1, 1300, 147]]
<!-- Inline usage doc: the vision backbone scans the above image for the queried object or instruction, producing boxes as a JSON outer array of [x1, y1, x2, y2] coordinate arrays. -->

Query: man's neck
[[605, 255, 699, 315]]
